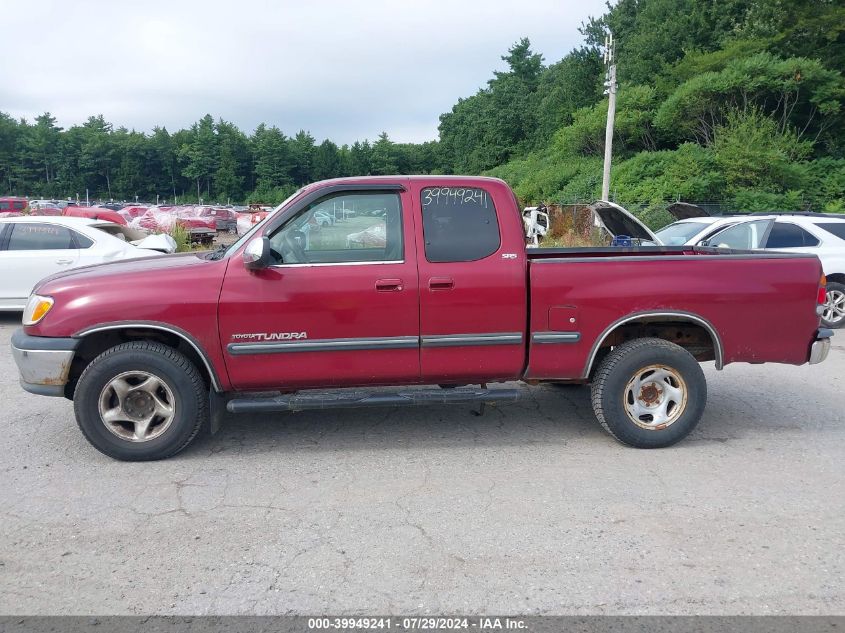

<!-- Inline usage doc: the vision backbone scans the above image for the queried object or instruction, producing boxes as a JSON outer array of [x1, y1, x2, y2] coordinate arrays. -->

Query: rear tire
[[821, 282, 845, 329], [590, 338, 706, 448], [73, 341, 208, 461]]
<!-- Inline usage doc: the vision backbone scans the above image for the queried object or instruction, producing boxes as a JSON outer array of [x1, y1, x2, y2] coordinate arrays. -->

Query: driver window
[[706, 220, 771, 250], [269, 191, 403, 265]]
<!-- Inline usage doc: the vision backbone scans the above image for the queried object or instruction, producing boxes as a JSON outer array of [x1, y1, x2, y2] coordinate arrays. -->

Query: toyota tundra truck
[[10, 176, 833, 460]]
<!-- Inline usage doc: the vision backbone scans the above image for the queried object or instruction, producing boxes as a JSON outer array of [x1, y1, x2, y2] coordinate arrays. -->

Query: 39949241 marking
[[307, 617, 393, 629]]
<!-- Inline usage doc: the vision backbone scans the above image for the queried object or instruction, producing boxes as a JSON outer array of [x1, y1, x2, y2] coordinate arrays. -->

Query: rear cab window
[[420, 187, 500, 262]]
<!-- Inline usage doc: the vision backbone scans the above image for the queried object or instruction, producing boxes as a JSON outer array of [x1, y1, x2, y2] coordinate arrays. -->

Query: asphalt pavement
[[0, 312, 842, 615]]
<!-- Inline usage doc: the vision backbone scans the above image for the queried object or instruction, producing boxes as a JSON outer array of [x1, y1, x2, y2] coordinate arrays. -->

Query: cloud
[[0, 0, 608, 143]]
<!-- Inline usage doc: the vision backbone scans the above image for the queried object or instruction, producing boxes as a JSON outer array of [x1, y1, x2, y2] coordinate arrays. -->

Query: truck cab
[[220, 177, 528, 389]]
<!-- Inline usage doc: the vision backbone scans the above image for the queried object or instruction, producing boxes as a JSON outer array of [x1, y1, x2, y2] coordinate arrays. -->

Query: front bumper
[[809, 328, 834, 365], [10, 329, 79, 397]]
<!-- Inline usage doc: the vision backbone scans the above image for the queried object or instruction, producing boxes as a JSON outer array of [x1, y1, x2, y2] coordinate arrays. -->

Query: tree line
[[1, 0, 844, 216], [0, 112, 440, 204]]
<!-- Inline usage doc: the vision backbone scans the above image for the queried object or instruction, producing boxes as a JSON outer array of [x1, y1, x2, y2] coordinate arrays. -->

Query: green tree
[[654, 53, 844, 146], [252, 124, 294, 191], [78, 115, 117, 199], [312, 139, 342, 180], [350, 140, 372, 175], [214, 119, 251, 201], [0, 113, 22, 193], [712, 108, 812, 193], [289, 130, 316, 185], [439, 38, 546, 172], [178, 114, 218, 200], [370, 132, 398, 175], [534, 48, 604, 146]]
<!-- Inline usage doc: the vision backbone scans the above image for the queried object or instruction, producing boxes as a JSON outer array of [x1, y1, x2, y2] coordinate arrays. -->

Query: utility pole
[[601, 32, 617, 201]]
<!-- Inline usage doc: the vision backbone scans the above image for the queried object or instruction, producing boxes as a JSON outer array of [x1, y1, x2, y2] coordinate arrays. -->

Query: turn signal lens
[[817, 275, 827, 304], [23, 295, 54, 326]]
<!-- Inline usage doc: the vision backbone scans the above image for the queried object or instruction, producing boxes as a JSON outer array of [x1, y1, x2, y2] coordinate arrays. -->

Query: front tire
[[73, 341, 208, 461], [821, 282, 845, 329], [590, 338, 707, 448]]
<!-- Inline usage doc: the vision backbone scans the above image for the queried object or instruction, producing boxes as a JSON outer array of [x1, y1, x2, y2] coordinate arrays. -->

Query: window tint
[[654, 221, 710, 245], [697, 222, 739, 244], [7, 223, 76, 250], [269, 191, 403, 264], [421, 187, 500, 262], [0, 202, 9, 211], [73, 232, 94, 248], [765, 222, 819, 248], [817, 223, 845, 241], [13, 201, 25, 210], [706, 220, 770, 250]]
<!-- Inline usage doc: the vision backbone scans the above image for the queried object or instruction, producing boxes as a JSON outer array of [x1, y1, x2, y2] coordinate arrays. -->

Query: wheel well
[[65, 328, 214, 399], [588, 317, 720, 379], [826, 273, 845, 285]]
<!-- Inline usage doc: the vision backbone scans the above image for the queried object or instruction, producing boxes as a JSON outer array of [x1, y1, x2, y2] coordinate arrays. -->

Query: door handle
[[55, 259, 74, 265], [375, 278, 404, 292], [428, 277, 454, 290]]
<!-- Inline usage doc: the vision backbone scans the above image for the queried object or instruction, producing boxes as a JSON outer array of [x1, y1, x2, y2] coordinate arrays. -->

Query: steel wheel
[[623, 364, 688, 430], [823, 288, 845, 325], [97, 370, 176, 442]]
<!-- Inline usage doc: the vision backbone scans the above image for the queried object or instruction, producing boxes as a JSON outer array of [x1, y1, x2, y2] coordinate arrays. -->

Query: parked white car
[[314, 210, 335, 227], [0, 216, 173, 311], [655, 210, 845, 328]]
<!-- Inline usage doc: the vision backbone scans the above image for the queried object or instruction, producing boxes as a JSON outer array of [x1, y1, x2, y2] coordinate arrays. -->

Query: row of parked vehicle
[[0, 197, 278, 245]]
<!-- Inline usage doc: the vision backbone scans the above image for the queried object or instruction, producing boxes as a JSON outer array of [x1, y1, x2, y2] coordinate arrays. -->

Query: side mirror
[[243, 237, 272, 270]]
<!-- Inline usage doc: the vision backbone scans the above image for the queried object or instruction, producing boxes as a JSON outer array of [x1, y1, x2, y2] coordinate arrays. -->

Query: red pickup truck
[[11, 176, 833, 460]]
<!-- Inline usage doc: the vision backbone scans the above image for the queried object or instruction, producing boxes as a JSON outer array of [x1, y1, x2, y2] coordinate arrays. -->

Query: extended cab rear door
[[411, 179, 528, 383]]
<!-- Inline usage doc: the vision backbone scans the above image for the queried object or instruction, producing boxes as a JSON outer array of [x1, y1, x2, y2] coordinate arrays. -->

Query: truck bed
[[525, 245, 823, 380]]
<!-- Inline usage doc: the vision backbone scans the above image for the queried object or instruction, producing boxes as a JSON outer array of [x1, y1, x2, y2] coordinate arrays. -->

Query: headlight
[[23, 295, 54, 326]]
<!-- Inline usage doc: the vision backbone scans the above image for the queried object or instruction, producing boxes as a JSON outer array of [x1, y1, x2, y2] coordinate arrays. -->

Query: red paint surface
[[28, 176, 824, 393], [63, 206, 128, 225]]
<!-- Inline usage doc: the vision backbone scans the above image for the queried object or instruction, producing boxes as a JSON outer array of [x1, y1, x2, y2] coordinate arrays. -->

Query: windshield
[[655, 221, 710, 245], [220, 189, 303, 259]]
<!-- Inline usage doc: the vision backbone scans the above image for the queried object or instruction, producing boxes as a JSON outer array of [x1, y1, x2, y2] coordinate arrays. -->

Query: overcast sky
[[2, 0, 609, 144]]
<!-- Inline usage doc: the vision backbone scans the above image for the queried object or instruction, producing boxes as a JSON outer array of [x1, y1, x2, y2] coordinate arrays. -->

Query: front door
[[218, 187, 420, 390], [412, 180, 528, 383]]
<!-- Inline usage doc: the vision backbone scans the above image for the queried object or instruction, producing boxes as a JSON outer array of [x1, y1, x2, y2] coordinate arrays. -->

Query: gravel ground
[[0, 312, 842, 615]]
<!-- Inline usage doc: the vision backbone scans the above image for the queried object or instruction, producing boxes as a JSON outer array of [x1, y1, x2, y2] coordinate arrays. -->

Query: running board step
[[226, 388, 522, 414]]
